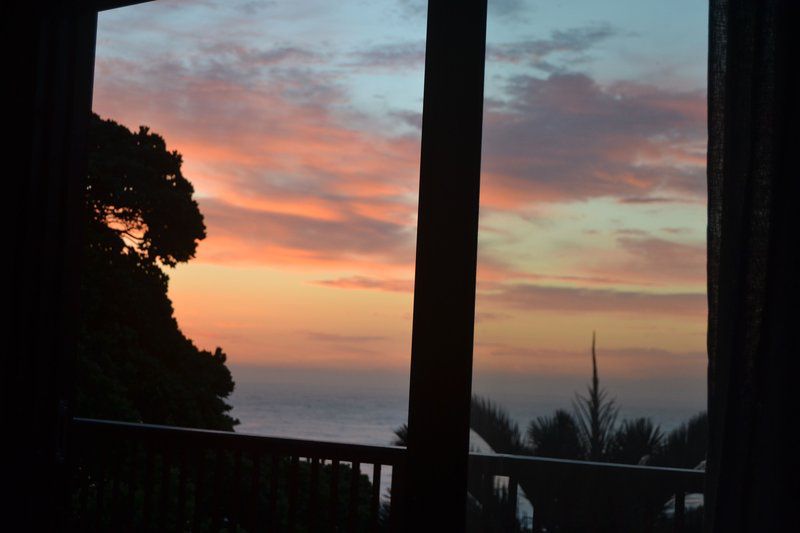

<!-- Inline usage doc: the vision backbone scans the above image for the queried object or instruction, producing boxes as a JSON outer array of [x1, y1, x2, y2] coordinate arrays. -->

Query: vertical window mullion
[[405, 0, 488, 530]]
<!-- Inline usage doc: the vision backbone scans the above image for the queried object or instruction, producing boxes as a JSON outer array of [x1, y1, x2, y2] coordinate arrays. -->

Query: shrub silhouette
[[527, 409, 583, 460]]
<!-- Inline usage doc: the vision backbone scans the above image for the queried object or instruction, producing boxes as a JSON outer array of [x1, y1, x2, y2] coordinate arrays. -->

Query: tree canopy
[[75, 113, 237, 431]]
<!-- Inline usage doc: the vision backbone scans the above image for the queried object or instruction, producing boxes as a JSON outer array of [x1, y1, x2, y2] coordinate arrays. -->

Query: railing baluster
[[643, 491, 656, 533], [250, 452, 262, 530], [210, 447, 224, 532], [95, 441, 107, 531], [389, 463, 405, 532], [231, 448, 242, 531], [330, 459, 340, 531], [270, 454, 280, 532], [158, 446, 172, 532], [142, 443, 154, 530], [674, 491, 686, 532], [192, 448, 207, 532], [192, 448, 206, 531], [310, 458, 320, 532], [507, 476, 518, 527], [480, 472, 493, 531], [128, 441, 140, 528], [110, 440, 122, 530], [370, 463, 381, 532], [176, 450, 187, 532], [288, 455, 299, 531], [348, 461, 360, 532], [78, 444, 90, 531]]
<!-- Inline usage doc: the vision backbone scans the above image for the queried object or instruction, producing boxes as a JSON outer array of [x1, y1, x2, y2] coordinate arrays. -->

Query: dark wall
[[2, 5, 97, 530]]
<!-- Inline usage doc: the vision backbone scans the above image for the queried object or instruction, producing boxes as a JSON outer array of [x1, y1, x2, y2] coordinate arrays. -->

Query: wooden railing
[[70, 418, 704, 532], [469, 452, 705, 532], [70, 418, 406, 532]]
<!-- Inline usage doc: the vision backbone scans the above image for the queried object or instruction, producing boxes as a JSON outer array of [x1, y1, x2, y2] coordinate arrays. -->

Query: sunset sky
[[94, 0, 708, 389]]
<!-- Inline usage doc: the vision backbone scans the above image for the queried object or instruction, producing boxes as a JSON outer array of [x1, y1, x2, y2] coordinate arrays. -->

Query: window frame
[[61, 0, 489, 529]]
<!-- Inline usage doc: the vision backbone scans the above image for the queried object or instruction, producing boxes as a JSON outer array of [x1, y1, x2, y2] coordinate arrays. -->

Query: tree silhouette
[[75, 113, 237, 431]]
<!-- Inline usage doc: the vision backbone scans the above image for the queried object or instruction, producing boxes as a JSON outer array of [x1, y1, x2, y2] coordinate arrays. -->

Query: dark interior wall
[[2, 5, 97, 530]]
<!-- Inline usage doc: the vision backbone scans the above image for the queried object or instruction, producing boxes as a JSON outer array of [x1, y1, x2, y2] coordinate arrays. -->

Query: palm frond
[[470, 395, 531, 455]]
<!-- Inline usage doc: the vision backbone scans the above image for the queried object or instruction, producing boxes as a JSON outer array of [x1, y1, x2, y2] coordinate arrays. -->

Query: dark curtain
[[2, 5, 97, 531], [706, 0, 800, 531]]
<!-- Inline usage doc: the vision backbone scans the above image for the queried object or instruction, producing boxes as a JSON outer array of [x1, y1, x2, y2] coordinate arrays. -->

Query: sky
[[94, 0, 709, 396]]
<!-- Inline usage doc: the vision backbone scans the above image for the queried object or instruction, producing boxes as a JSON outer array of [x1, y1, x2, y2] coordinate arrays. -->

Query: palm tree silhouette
[[392, 333, 706, 531]]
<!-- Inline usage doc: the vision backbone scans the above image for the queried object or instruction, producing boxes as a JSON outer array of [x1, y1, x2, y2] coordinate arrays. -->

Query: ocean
[[228, 365, 706, 508], [228, 365, 707, 447]]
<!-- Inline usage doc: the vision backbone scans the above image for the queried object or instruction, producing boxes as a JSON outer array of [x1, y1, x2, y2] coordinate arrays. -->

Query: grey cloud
[[482, 283, 706, 315], [347, 42, 425, 69], [399, 0, 529, 19], [488, 344, 704, 362], [488, 23, 617, 71], [389, 110, 423, 131], [201, 43, 322, 67], [660, 227, 692, 235], [618, 196, 682, 204], [614, 236, 706, 284], [348, 23, 615, 72], [482, 72, 707, 203]]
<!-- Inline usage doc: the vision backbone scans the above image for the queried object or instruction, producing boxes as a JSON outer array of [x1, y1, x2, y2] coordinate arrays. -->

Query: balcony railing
[[70, 418, 406, 532], [468, 452, 704, 532], [70, 418, 704, 532]]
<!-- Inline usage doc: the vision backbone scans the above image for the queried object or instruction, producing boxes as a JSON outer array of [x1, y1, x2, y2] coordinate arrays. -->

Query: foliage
[[527, 409, 583, 460], [75, 113, 237, 431], [608, 417, 664, 465], [653, 411, 708, 469], [70, 115, 383, 530], [393, 398, 531, 456], [572, 331, 619, 460], [71, 441, 380, 532], [470, 396, 530, 456], [84, 114, 205, 267], [392, 332, 708, 531], [391, 423, 408, 447]]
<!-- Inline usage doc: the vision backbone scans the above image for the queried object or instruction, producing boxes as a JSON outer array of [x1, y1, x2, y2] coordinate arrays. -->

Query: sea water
[[228, 365, 706, 507], [229, 365, 706, 446]]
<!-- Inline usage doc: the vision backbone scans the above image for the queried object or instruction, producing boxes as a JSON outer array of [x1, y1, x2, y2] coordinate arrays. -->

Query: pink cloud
[[93, 36, 707, 291], [312, 276, 414, 292], [481, 283, 706, 316]]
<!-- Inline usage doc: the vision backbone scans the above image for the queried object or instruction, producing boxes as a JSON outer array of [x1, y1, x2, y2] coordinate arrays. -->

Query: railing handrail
[[73, 417, 406, 466], [75, 417, 704, 490], [469, 451, 705, 492], [72, 417, 703, 531]]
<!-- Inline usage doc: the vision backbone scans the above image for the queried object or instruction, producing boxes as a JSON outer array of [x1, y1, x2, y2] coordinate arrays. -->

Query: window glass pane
[[81, 0, 426, 522], [469, 1, 708, 529]]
